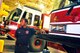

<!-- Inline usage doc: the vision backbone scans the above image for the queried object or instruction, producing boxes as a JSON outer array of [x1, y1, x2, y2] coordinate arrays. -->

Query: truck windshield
[[52, 0, 80, 11], [11, 8, 22, 22]]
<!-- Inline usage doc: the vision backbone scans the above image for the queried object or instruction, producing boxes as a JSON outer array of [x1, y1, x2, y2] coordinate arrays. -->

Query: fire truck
[[37, 0, 80, 53], [0, 0, 80, 52], [0, 5, 51, 52]]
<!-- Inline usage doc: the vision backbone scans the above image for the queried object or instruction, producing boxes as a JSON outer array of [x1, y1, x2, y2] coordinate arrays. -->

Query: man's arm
[[35, 29, 46, 34], [15, 29, 18, 39]]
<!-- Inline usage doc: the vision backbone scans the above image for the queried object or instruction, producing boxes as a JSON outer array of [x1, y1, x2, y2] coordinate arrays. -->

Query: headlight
[[50, 25, 66, 33]]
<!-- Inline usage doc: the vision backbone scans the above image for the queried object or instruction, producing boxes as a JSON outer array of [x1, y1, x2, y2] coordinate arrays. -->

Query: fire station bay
[[0, 0, 80, 53]]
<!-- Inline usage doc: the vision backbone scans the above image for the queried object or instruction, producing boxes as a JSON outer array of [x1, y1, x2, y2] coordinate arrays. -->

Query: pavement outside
[[0, 37, 67, 53]]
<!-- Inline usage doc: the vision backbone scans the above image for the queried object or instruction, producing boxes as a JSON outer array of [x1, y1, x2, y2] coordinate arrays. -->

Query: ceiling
[[3, 0, 69, 13]]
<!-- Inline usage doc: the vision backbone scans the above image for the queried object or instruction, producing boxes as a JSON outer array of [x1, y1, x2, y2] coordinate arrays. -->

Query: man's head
[[20, 18, 28, 27]]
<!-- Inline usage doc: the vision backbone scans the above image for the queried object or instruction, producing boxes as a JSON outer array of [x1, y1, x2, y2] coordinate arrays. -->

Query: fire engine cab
[[0, 5, 50, 38]]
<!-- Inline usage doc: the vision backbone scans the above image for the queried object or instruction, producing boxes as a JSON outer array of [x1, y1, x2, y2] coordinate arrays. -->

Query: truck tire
[[29, 35, 46, 52]]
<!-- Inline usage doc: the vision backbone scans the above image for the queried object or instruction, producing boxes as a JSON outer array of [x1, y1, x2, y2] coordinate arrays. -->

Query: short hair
[[21, 18, 28, 23]]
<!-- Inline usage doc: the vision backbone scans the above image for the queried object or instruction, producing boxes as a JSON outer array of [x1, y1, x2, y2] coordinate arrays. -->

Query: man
[[15, 18, 36, 53]]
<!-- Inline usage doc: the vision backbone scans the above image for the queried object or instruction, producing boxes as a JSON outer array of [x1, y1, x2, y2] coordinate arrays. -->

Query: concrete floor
[[0, 37, 67, 53], [3, 39, 15, 53]]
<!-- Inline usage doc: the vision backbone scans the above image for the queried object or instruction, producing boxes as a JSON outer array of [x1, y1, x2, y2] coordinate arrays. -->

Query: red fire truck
[[37, 0, 80, 53], [0, 0, 80, 52], [0, 5, 51, 52]]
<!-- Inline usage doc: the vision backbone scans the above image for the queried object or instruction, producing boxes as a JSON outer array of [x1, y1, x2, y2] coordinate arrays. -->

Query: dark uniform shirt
[[15, 27, 36, 46]]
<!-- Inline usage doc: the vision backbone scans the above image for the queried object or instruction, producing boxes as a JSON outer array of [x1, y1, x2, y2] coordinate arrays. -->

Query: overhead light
[[39, 4, 45, 9], [0, 0, 3, 7]]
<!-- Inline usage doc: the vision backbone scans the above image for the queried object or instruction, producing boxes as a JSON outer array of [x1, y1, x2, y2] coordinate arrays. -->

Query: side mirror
[[66, 6, 74, 16], [3, 17, 5, 21]]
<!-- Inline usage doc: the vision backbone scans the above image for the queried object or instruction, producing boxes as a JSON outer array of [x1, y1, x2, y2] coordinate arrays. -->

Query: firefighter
[[15, 18, 36, 53]]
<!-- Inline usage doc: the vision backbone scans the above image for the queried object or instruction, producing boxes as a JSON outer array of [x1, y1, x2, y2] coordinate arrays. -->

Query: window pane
[[27, 13, 32, 25], [22, 11, 27, 18], [34, 15, 40, 26]]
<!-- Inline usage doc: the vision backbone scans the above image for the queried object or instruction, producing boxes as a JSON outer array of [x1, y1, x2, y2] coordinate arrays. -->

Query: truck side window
[[22, 11, 27, 19], [22, 12, 33, 25], [34, 15, 40, 26], [28, 13, 32, 25]]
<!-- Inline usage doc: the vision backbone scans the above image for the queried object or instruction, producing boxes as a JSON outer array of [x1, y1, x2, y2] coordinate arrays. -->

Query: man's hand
[[40, 29, 46, 34], [35, 29, 46, 34]]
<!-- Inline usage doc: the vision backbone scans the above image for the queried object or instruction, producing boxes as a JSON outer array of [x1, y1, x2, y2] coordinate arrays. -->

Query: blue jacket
[[15, 27, 36, 45]]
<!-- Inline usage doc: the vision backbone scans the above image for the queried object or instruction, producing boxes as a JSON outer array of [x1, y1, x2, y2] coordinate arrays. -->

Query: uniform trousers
[[15, 44, 29, 53]]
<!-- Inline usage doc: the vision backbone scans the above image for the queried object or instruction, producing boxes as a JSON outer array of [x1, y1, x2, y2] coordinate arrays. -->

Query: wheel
[[29, 35, 46, 52]]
